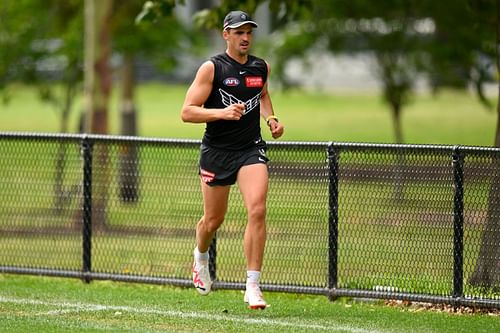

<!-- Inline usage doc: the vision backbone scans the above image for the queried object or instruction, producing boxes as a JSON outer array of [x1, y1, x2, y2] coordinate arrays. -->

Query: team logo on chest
[[223, 77, 240, 86], [219, 89, 261, 115]]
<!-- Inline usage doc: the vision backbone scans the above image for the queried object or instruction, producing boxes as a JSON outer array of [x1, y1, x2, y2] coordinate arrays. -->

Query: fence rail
[[0, 132, 499, 308]]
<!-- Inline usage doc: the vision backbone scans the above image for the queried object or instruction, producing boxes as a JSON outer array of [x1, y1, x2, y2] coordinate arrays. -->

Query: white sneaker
[[244, 284, 267, 309], [192, 261, 212, 295]]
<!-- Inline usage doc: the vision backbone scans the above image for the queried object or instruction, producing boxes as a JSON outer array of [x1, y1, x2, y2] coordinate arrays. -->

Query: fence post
[[208, 234, 217, 282], [81, 136, 93, 283], [452, 146, 464, 302], [328, 144, 339, 300]]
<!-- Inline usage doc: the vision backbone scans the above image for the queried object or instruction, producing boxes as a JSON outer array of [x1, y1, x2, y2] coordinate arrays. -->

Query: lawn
[[0, 274, 498, 333]]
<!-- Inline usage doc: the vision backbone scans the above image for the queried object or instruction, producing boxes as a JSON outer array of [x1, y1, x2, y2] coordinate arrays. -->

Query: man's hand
[[221, 103, 246, 120], [268, 120, 284, 139]]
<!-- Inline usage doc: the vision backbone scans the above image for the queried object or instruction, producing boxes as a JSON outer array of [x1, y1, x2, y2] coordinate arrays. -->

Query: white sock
[[246, 270, 261, 287], [194, 247, 209, 264]]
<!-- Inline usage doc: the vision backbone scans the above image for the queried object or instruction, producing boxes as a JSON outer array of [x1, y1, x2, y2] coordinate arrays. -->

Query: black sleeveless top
[[202, 53, 268, 150]]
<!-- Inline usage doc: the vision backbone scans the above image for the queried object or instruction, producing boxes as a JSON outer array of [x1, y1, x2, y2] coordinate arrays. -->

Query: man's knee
[[201, 215, 224, 233], [248, 203, 266, 222]]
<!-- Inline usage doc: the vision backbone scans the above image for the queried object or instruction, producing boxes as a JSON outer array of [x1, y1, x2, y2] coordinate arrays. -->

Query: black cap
[[223, 11, 258, 30]]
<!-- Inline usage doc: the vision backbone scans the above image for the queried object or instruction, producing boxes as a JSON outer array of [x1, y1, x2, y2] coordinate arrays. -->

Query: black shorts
[[199, 142, 268, 186]]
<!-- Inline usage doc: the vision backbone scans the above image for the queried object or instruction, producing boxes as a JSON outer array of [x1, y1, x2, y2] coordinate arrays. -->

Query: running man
[[181, 10, 284, 309]]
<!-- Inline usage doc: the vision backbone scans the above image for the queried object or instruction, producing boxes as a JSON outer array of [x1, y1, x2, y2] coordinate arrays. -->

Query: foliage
[[1, 0, 203, 130], [0, 0, 83, 127], [191, 0, 312, 31], [0, 1, 59, 103], [423, 0, 497, 109], [135, 0, 184, 24], [119, 0, 202, 73]]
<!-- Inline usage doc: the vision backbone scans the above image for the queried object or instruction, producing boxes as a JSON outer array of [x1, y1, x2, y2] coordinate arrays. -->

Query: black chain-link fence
[[0, 132, 499, 308]]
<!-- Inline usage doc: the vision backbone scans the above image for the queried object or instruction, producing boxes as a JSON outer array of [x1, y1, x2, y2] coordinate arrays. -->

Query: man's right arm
[[181, 61, 246, 123]]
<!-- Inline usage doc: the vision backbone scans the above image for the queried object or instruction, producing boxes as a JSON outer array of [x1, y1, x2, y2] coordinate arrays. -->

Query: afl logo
[[223, 77, 240, 86]]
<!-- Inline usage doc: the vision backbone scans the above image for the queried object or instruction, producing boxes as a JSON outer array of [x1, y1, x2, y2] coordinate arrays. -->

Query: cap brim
[[224, 21, 258, 30]]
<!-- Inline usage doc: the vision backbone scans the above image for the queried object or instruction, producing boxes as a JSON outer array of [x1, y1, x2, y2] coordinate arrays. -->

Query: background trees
[[0, 0, 83, 133]]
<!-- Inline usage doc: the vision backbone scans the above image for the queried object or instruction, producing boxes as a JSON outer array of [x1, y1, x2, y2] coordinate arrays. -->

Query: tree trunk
[[469, 158, 500, 290], [83, 0, 113, 229], [391, 101, 405, 201], [392, 102, 403, 144], [119, 54, 139, 202], [54, 83, 77, 214], [469, 1, 500, 290]]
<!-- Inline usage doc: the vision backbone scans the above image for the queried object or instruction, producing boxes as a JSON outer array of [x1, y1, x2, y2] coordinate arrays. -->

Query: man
[[180, 10, 284, 309]]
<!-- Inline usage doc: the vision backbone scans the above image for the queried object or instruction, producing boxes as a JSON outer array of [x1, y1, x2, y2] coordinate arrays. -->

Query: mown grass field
[[0, 274, 498, 333]]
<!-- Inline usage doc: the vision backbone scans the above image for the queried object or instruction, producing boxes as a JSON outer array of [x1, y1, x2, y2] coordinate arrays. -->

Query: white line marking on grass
[[0, 296, 387, 333]]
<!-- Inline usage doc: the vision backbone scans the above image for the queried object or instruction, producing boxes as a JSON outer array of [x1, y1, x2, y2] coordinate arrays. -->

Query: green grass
[[0, 83, 497, 146], [0, 274, 498, 333]]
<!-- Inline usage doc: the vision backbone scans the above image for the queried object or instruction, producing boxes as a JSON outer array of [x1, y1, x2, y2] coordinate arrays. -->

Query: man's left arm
[[260, 62, 284, 139]]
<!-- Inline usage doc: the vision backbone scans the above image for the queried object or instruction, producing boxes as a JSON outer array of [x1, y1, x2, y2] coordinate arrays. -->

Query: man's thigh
[[237, 163, 269, 208], [201, 180, 231, 220]]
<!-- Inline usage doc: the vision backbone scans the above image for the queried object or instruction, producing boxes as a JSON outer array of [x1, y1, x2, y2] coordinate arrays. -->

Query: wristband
[[266, 115, 278, 125]]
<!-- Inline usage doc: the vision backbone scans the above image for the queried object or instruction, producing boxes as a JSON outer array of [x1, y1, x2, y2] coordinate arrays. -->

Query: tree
[[117, 0, 200, 202], [188, 0, 311, 32], [424, 0, 500, 291], [0, 1, 48, 101], [462, 0, 500, 291], [1, 1, 84, 213], [0, 1, 83, 133], [84, 0, 113, 135], [84, 0, 114, 227], [268, 0, 432, 144]]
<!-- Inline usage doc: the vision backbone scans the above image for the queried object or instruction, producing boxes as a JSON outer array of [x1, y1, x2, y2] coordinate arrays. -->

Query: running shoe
[[244, 283, 267, 309], [192, 261, 212, 295]]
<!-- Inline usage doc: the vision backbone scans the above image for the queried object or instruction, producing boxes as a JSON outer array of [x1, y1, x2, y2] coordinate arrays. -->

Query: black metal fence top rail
[[1, 131, 499, 153]]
